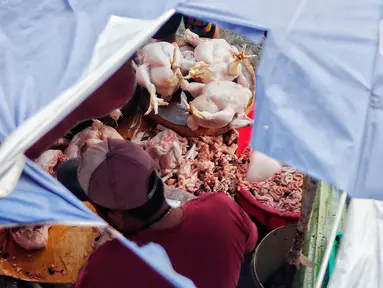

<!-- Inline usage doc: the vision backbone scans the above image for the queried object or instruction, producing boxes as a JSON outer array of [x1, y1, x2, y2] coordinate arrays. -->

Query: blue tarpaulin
[[252, 0, 383, 200]]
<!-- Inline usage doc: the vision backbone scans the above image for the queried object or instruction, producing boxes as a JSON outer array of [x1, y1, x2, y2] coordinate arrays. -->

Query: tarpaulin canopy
[[6, 0, 377, 286]]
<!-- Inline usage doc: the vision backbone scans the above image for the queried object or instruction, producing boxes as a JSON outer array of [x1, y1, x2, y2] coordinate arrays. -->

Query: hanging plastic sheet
[[251, 0, 383, 200], [328, 199, 383, 288]]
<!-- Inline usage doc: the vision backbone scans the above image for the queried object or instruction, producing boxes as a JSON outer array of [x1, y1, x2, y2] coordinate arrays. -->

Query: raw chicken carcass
[[135, 42, 184, 115], [34, 150, 68, 176], [10, 225, 51, 251], [65, 122, 100, 159], [65, 120, 123, 159], [144, 129, 183, 176], [181, 80, 253, 131], [183, 29, 254, 87]]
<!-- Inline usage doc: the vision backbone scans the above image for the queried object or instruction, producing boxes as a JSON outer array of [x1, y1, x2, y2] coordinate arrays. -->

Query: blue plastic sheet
[[0, 160, 102, 226], [252, 0, 383, 200]]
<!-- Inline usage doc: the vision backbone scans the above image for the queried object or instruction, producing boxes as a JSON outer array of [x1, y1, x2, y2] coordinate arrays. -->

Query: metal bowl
[[251, 224, 300, 288]]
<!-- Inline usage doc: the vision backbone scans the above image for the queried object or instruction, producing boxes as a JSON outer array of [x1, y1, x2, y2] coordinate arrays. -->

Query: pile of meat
[[143, 128, 239, 196], [237, 148, 304, 213]]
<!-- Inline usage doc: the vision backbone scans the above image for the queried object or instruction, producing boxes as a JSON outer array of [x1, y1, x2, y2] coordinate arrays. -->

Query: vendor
[[153, 13, 219, 42], [57, 139, 257, 288]]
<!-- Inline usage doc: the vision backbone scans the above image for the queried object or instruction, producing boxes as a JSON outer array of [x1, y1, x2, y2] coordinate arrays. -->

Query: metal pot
[[251, 224, 300, 288]]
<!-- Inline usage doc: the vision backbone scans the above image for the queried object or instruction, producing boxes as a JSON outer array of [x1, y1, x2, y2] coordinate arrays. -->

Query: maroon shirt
[[75, 193, 258, 288]]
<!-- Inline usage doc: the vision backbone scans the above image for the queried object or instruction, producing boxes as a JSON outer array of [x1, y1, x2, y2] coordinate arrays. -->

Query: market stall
[[2, 0, 380, 288]]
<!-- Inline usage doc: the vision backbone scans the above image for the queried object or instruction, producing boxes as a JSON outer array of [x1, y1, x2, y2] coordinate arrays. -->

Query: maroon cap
[[77, 139, 157, 210]]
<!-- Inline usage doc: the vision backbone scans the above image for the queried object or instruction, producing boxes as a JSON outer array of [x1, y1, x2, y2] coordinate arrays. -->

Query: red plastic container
[[236, 105, 255, 157], [236, 101, 300, 229], [236, 185, 301, 230]]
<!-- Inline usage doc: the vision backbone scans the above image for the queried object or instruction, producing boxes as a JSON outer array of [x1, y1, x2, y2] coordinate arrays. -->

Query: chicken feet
[[229, 44, 255, 76], [184, 61, 212, 80]]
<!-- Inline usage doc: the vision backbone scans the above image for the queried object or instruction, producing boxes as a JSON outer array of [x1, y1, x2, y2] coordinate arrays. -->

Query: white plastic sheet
[[329, 199, 383, 288]]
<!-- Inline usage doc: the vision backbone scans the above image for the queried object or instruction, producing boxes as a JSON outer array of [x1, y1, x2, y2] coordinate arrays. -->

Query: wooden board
[[0, 202, 99, 284], [139, 40, 256, 137]]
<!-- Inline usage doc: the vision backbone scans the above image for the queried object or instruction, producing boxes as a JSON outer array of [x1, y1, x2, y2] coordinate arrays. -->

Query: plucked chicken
[[183, 29, 254, 87], [181, 80, 253, 130], [143, 129, 185, 176], [65, 120, 123, 159], [34, 150, 68, 176], [135, 42, 184, 115]]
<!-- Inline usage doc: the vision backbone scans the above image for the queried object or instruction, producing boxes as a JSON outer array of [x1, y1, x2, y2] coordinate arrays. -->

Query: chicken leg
[[229, 113, 254, 129], [171, 43, 182, 71], [180, 79, 206, 98], [236, 71, 250, 88], [184, 62, 213, 79], [189, 103, 236, 128], [171, 43, 185, 89], [136, 63, 169, 115]]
